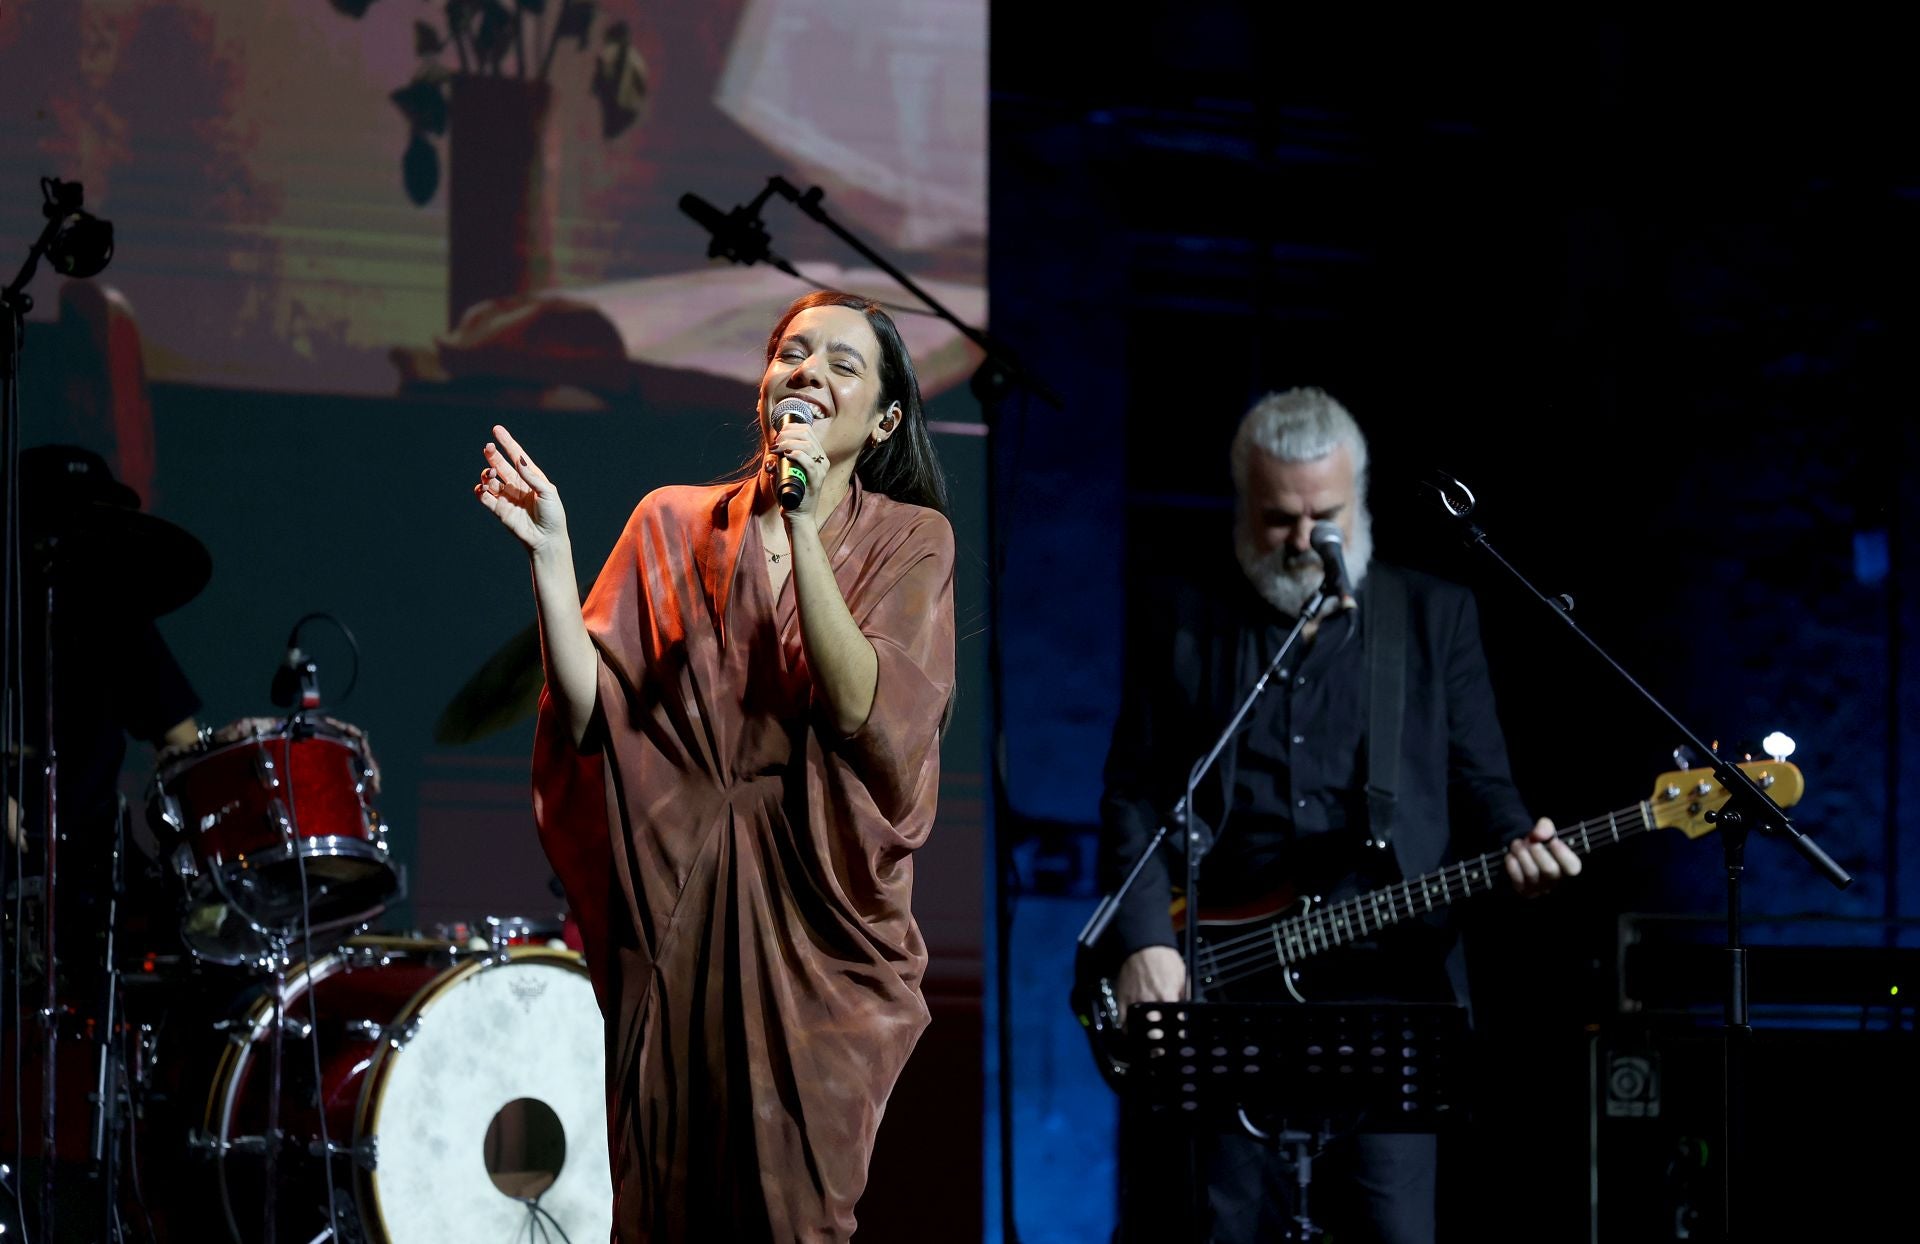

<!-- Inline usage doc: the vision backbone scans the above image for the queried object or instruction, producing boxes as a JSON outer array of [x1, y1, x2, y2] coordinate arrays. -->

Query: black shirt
[[1214, 605, 1368, 893]]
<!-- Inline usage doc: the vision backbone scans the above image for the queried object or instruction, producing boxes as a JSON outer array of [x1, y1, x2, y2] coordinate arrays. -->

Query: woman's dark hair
[[761, 290, 949, 515]]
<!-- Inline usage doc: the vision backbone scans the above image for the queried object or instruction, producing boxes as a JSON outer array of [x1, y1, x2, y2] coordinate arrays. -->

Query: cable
[[283, 707, 343, 1244], [274, 609, 364, 1240], [284, 613, 362, 707], [118, 1017, 157, 1242], [524, 1196, 575, 1244]]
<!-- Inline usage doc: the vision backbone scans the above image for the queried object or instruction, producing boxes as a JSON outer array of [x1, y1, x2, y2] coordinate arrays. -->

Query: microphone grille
[[770, 396, 816, 426]]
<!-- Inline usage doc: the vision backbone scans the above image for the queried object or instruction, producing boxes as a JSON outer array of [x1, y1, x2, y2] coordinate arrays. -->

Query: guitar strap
[[1364, 565, 1407, 854]]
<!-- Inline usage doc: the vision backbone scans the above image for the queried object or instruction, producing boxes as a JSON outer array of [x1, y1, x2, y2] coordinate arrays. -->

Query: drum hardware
[[3, 431, 213, 1241], [131, 1022, 157, 1092], [76, 794, 142, 1243], [147, 935, 610, 1242], [189, 1129, 276, 1157], [185, 1128, 377, 1172], [262, 937, 294, 1244], [150, 714, 400, 969], [480, 913, 571, 964], [34, 574, 67, 1239], [308, 1137, 379, 1171], [381, 1017, 424, 1051]]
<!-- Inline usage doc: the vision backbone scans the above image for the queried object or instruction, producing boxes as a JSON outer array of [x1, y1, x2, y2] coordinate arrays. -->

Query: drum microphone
[[269, 626, 321, 711], [1310, 521, 1358, 611], [770, 396, 817, 511]]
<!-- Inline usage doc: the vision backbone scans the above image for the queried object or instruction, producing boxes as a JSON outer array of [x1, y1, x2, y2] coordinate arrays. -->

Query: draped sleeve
[[529, 492, 675, 1007], [826, 507, 956, 830], [532, 685, 613, 1002]]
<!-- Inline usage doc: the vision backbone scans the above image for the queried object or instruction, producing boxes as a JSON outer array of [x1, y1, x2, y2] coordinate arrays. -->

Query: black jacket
[[1097, 558, 1535, 1005]]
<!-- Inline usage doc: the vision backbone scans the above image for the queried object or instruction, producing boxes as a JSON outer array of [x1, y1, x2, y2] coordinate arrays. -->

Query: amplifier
[[1615, 913, 1918, 1019], [1589, 1025, 1919, 1242]]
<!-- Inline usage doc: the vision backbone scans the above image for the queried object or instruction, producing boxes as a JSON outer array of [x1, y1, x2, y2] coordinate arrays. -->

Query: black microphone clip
[[1419, 469, 1477, 520]]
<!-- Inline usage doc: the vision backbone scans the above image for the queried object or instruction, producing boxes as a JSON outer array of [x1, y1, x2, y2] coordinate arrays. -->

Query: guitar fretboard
[[1199, 802, 1655, 990]]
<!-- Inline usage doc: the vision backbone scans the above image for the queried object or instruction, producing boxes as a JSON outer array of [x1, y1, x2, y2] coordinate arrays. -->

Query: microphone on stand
[[269, 627, 320, 712], [769, 396, 817, 511], [677, 185, 802, 278], [1310, 521, 1358, 611]]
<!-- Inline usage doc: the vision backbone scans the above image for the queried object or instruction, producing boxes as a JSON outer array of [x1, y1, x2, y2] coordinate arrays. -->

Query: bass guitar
[[1070, 760, 1805, 1091]]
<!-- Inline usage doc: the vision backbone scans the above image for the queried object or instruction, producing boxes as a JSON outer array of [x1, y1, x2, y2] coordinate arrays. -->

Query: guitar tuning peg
[[1762, 731, 1796, 763], [1672, 744, 1697, 771]]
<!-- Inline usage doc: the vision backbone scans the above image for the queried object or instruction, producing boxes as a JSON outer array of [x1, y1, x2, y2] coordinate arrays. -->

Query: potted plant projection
[[329, 0, 649, 325]]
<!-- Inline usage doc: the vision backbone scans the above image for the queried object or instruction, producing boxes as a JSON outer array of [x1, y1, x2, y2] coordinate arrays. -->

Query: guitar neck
[[1259, 801, 1654, 964]]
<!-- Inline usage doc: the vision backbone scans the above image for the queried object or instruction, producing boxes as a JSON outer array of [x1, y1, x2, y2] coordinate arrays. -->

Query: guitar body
[[1070, 889, 1438, 1093]]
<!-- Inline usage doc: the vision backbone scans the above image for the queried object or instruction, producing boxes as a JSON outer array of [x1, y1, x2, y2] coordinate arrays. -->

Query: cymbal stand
[[35, 577, 60, 1241], [87, 797, 132, 1241], [263, 934, 292, 1244], [4, 175, 114, 1244]]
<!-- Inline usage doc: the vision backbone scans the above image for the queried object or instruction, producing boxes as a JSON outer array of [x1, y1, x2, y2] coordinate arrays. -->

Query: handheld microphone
[[1309, 521, 1358, 611], [770, 396, 816, 511]]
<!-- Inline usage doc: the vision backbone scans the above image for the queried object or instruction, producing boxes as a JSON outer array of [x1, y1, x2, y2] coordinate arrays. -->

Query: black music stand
[[1126, 1001, 1468, 1242]]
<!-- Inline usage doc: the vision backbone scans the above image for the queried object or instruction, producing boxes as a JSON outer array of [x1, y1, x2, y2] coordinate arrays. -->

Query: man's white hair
[[1229, 387, 1370, 502], [1230, 387, 1374, 616]]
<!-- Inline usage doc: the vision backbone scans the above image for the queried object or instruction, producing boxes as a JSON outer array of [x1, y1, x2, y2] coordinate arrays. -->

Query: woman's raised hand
[[474, 424, 569, 555]]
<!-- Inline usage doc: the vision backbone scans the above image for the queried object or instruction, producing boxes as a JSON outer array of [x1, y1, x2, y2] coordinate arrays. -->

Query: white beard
[[1235, 504, 1374, 618]]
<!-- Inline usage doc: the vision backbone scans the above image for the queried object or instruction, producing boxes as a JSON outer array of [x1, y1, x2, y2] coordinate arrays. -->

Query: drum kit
[[1, 456, 607, 1244]]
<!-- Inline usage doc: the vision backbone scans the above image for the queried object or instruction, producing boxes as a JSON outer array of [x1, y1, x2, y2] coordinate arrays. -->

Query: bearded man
[[1096, 387, 1577, 1244]]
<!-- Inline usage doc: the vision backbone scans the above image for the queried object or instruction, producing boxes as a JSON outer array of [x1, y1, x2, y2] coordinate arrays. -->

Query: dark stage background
[[987, 9, 1918, 1244]]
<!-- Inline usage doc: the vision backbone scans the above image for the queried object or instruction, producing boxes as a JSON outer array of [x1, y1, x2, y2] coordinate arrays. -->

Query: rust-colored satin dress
[[532, 475, 955, 1242]]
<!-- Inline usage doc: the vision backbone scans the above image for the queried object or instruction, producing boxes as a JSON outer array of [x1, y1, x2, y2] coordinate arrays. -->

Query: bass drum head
[[357, 947, 610, 1243]]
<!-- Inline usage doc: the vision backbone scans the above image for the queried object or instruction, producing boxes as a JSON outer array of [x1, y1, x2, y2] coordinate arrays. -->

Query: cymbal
[[27, 500, 212, 618], [435, 623, 543, 745]]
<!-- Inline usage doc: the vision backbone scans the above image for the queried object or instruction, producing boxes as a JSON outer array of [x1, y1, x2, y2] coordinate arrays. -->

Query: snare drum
[[168, 934, 610, 1243], [152, 717, 399, 964]]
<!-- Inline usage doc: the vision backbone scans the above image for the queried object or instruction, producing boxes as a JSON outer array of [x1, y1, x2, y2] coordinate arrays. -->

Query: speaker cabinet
[[1590, 1025, 1918, 1242]]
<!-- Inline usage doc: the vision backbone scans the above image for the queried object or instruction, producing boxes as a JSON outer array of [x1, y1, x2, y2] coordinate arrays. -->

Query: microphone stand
[[1, 179, 97, 1244], [1084, 584, 1327, 1244], [1420, 472, 1849, 1244], [763, 176, 1061, 409], [696, 173, 1060, 1241], [1075, 583, 1329, 991]]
